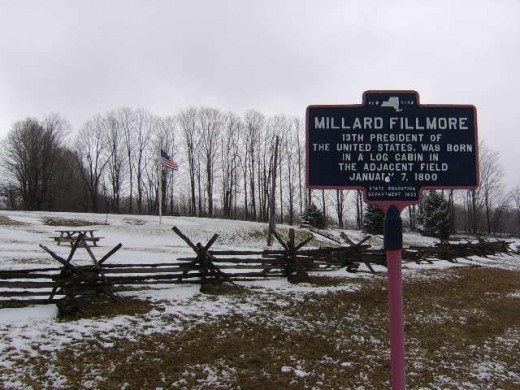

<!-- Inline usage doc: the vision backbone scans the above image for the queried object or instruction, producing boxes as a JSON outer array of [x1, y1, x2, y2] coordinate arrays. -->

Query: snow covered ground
[[0, 210, 519, 389]]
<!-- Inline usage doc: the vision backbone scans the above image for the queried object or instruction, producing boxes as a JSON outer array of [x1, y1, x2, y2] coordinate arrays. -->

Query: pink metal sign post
[[384, 205, 406, 390], [387, 248, 406, 389], [306, 91, 478, 389]]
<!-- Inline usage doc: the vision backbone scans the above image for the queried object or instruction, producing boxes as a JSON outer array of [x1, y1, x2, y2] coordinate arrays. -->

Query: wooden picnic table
[[52, 229, 104, 247]]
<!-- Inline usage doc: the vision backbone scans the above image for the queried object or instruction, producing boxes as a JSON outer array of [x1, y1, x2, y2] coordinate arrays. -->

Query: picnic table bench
[[52, 230, 104, 247]]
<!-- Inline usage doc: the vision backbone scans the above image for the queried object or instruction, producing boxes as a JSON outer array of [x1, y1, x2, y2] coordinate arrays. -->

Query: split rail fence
[[0, 227, 514, 313]]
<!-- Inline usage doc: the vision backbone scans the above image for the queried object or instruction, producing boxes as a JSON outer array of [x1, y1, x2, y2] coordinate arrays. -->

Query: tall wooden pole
[[267, 136, 280, 246], [158, 149, 163, 225]]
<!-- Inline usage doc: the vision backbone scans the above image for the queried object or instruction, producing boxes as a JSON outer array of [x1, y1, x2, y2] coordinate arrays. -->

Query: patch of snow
[[1, 210, 519, 388], [0, 305, 57, 326]]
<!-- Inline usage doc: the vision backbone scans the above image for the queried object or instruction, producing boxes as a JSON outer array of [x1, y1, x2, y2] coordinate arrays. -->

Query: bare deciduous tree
[[356, 190, 365, 229], [284, 120, 299, 225], [199, 108, 223, 217], [334, 190, 347, 228], [220, 113, 241, 218], [105, 112, 126, 213], [478, 142, 505, 234], [258, 120, 276, 222], [117, 108, 137, 213], [511, 183, 520, 235], [244, 110, 264, 220], [178, 108, 200, 216], [133, 109, 155, 214], [2, 115, 70, 210], [0, 183, 20, 210], [75, 116, 112, 212], [293, 117, 305, 217]]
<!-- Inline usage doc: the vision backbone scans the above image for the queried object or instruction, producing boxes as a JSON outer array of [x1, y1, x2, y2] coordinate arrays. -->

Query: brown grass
[[56, 296, 154, 320], [199, 281, 245, 295], [308, 275, 352, 287], [402, 268, 520, 389], [7, 266, 520, 389], [43, 217, 100, 227], [0, 215, 25, 226]]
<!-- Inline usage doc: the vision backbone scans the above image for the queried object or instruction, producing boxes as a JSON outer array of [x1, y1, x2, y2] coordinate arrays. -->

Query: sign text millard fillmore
[[306, 91, 478, 202]]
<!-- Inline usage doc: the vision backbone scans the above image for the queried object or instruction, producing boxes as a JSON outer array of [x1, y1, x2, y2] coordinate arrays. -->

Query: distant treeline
[[1, 108, 519, 236]]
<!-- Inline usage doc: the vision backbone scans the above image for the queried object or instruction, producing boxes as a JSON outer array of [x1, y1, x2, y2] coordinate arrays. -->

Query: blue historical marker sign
[[306, 91, 478, 206]]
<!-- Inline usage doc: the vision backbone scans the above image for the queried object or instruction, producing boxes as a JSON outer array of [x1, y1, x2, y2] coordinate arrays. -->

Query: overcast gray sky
[[1, 0, 519, 184]]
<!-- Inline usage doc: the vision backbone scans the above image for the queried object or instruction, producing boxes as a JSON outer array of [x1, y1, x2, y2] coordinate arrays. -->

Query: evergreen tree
[[419, 191, 453, 240], [363, 204, 384, 234], [301, 202, 326, 229]]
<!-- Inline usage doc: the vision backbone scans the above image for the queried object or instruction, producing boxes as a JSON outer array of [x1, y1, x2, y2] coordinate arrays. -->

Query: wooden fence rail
[[0, 227, 514, 314]]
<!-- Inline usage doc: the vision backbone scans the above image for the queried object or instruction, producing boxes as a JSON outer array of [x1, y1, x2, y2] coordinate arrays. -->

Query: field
[[0, 210, 519, 389]]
